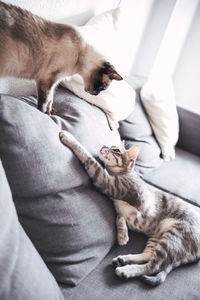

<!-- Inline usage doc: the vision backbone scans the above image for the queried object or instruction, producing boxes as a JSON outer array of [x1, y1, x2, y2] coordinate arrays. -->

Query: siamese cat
[[59, 130, 200, 286], [0, 1, 122, 114]]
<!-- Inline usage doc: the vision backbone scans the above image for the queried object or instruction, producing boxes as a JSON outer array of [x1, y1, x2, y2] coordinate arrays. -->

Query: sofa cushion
[[0, 160, 64, 300], [143, 147, 200, 207], [61, 230, 200, 300], [119, 76, 163, 176], [0, 89, 120, 286]]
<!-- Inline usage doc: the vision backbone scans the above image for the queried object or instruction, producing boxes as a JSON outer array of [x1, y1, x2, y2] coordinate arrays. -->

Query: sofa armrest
[[177, 106, 200, 157]]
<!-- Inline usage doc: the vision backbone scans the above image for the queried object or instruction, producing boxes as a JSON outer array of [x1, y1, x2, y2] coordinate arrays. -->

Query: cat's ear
[[103, 62, 123, 81], [109, 72, 123, 81], [121, 140, 125, 150], [126, 145, 140, 161]]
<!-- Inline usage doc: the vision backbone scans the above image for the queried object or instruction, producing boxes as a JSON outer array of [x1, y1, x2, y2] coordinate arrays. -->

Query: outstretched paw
[[60, 131, 72, 142], [59, 131, 77, 148]]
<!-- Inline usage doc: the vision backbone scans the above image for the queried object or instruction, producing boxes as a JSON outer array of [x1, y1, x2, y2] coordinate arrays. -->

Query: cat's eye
[[112, 149, 121, 153]]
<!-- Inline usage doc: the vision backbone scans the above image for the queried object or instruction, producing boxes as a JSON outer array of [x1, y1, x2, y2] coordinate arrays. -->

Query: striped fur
[[60, 131, 200, 286]]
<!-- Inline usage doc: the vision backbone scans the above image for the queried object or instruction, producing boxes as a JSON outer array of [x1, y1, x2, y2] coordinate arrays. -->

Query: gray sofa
[[0, 76, 200, 300]]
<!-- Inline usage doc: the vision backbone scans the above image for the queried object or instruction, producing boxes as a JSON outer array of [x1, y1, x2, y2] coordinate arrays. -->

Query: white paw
[[112, 255, 127, 267], [115, 265, 133, 280], [112, 256, 121, 267], [59, 130, 73, 139], [118, 231, 129, 246], [59, 131, 75, 146]]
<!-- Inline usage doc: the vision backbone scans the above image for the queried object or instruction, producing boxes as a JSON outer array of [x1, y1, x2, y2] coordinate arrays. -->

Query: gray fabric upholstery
[[1, 74, 199, 299], [143, 147, 200, 207], [0, 92, 119, 286], [61, 230, 200, 300], [0, 160, 64, 300]]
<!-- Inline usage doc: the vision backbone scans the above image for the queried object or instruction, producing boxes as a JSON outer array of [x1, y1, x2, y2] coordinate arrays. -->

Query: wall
[[3, 0, 200, 113], [5, 0, 119, 24], [130, 0, 176, 77], [173, 2, 200, 113]]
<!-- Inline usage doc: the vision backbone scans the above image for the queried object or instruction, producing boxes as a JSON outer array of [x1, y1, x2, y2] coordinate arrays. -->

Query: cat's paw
[[117, 231, 129, 246], [112, 255, 127, 267], [45, 107, 57, 116], [59, 131, 75, 146], [115, 265, 133, 280], [51, 107, 57, 115]]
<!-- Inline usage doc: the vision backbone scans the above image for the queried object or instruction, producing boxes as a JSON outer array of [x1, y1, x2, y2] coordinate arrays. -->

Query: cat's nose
[[92, 90, 99, 96]]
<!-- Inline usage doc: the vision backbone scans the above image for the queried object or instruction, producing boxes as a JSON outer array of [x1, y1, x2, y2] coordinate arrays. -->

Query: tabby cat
[[0, 1, 122, 114], [59, 131, 200, 286]]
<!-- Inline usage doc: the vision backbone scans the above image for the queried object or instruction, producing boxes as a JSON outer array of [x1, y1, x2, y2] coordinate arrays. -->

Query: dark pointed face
[[85, 62, 123, 96]]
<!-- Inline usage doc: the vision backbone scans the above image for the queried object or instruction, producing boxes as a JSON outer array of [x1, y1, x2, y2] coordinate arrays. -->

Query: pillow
[[0, 160, 64, 300], [77, 7, 122, 73], [119, 76, 163, 176], [0, 88, 121, 286], [62, 76, 135, 129], [140, 76, 179, 161]]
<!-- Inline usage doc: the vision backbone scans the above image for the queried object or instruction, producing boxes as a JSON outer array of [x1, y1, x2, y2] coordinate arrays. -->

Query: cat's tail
[[140, 270, 168, 286]]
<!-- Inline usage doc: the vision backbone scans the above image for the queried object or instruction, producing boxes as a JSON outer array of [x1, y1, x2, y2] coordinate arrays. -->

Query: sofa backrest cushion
[[0, 89, 120, 286]]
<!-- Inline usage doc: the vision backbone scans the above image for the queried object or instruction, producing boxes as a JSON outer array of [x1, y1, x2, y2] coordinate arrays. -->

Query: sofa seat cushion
[[0, 89, 121, 286], [143, 147, 200, 207], [61, 231, 200, 300]]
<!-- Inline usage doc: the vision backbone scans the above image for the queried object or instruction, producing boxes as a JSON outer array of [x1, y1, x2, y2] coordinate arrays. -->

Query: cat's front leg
[[116, 215, 129, 246], [37, 79, 57, 115], [115, 264, 148, 280], [59, 131, 92, 160], [59, 131, 117, 197], [60, 131, 99, 176], [113, 253, 150, 267]]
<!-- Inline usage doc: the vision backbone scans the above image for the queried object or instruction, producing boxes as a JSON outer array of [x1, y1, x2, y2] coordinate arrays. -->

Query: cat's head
[[85, 62, 123, 96], [99, 142, 140, 175]]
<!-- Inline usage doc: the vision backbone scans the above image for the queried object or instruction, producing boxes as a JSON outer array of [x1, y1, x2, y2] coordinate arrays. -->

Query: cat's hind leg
[[113, 238, 165, 280], [113, 239, 154, 267], [113, 252, 150, 267], [115, 263, 152, 279], [115, 255, 165, 280]]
